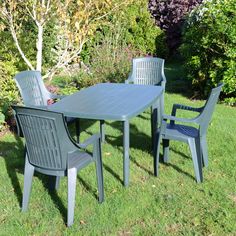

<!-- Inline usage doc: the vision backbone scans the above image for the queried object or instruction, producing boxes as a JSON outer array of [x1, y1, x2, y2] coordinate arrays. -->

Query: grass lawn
[[0, 62, 236, 235]]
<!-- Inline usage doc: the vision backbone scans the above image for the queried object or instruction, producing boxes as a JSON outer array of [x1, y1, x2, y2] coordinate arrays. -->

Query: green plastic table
[[49, 83, 163, 186]]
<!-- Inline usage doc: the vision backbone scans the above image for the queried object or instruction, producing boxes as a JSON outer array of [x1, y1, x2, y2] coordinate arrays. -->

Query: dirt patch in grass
[[229, 194, 236, 204], [0, 128, 10, 138]]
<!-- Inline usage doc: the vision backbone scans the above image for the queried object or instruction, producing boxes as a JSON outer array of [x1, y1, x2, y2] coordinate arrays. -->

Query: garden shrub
[[117, 0, 167, 57], [180, 0, 236, 103], [148, 0, 202, 55], [89, 32, 143, 84], [52, 70, 94, 93], [64, 0, 167, 88], [54, 32, 143, 88], [0, 61, 19, 131], [81, 0, 167, 63]]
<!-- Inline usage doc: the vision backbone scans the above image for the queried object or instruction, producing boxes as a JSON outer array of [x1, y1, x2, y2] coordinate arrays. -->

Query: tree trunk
[[36, 24, 43, 72]]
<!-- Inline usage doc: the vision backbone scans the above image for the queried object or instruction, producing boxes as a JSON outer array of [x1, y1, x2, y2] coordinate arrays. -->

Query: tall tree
[[148, 0, 202, 54], [0, 0, 131, 79]]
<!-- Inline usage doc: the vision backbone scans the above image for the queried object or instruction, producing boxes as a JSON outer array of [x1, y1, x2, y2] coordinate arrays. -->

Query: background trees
[[148, 0, 202, 54], [0, 0, 130, 78], [0, 0, 235, 131], [180, 0, 236, 103]]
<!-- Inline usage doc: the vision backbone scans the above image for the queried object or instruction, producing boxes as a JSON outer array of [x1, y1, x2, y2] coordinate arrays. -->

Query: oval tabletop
[[49, 83, 163, 121]]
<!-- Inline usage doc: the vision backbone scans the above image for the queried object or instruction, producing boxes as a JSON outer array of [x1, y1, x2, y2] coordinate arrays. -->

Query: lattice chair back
[[14, 70, 50, 106], [13, 106, 74, 171], [132, 57, 166, 86], [198, 83, 223, 136]]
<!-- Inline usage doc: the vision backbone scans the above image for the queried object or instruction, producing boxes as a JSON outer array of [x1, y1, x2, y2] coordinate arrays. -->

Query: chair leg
[[48, 176, 61, 191], [151, 105, 158, 151], [154, 131, 161, 176], [100, 120, 105, 143], [195, 137, 203, 182], [22, 155, 34, 211], [163, 139, 170, 163], [67, 168, 77, 227], [55, 176, 61, 190], [188, 138, 203, 183], [200, 135, 208, 167], [95, 141, 104, 203]]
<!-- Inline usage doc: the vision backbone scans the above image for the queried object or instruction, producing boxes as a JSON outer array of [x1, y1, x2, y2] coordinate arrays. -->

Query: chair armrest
[[125, 73, 134, 84], [12, 111, 22, 137], [171, 103, 203, 117], [160, 80, 166, 89], [163, 114, 199, 125], [77, 133, 101, 149], [159, 118, 167, 134]]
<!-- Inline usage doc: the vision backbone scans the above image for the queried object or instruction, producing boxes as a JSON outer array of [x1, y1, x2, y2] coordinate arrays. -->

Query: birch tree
[[0, 0, 132, 79]]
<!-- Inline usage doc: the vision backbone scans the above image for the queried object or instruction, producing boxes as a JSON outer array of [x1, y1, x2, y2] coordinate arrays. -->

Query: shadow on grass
[[158, 148, 196, 181], [68, 118, 97, 141], [103, 163, 123, 185], [106, 121, 153, 153], [164, 60, 193, 98], [0, 134, 25, 206], [166, 162, 196, 181], [0, 132, 100, 226]]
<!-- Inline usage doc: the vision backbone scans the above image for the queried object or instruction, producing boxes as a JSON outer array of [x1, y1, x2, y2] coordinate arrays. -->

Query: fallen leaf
[[80, 220, 86, 225]]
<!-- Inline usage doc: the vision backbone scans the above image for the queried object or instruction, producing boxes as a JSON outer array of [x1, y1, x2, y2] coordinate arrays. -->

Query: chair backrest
[[12, 106, 75, 171], [198, 83, 223, 136], [131, 57, 166, 86], [14, 71, 50, 106]]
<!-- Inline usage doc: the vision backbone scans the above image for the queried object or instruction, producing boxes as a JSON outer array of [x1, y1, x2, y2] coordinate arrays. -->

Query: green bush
[[81, 0, 167, 63], [89, 30, 144, 84], [117, 0, 167, 57], [180, 0, 236, 103], [0, 61, 19, 131], [52, 70, 94, 93], [53, 38, 141, 89]]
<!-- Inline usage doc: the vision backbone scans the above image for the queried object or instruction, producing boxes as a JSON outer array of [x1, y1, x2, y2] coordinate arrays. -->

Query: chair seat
[[68, 150, 93, 169], [164, 124, 199, 140]]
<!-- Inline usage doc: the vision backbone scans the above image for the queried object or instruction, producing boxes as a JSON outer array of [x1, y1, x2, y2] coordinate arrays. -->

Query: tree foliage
[[0, 0, 130, 79], [148, 0, 202, 54], [180, 0, 236, 103]]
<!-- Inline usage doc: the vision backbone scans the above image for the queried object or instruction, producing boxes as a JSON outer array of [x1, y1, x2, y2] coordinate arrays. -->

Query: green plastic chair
[[14, 70, 80, 139], [14, 70, 65, 106], [125, 57, 166, 146], [125, 57, 166, 113], [125, 57, 166, 88], [12, 105, 104, 227], [154, 83, 223, 183]]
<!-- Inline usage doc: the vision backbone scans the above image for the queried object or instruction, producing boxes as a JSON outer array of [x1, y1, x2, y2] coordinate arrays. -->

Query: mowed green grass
[[0, 63, 236, 235]]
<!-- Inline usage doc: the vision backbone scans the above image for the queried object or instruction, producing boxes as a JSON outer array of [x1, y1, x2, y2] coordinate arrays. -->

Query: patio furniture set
[[13, 57, 223, 226]]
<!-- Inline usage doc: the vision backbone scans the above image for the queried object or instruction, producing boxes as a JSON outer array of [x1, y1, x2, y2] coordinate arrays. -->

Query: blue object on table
[[49, 83, 164, 186]]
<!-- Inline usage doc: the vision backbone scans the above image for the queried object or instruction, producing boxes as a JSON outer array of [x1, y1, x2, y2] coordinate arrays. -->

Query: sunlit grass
[[0, 62, 235, 235]]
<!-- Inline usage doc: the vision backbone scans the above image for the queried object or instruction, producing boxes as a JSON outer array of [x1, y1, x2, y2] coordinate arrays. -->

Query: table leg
[[123, 120, 130, 187], [75, 119, 80, 142], [100, 120, 105, 142], [160, 90, 164, 125], [151, 100, 158, 154]]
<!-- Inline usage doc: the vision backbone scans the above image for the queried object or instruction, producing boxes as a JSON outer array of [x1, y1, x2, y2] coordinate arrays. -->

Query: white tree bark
[[5, 7, 35, 70], [36, 24, 43, 72]]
